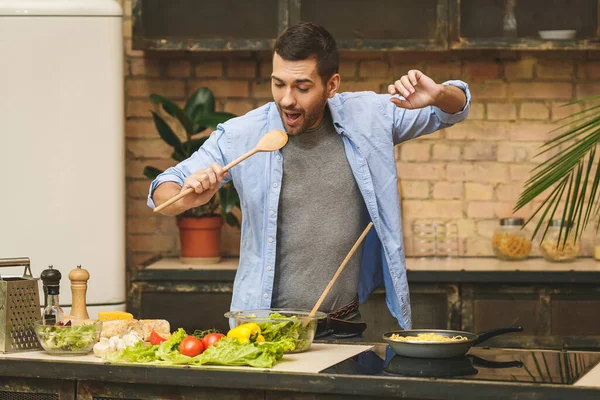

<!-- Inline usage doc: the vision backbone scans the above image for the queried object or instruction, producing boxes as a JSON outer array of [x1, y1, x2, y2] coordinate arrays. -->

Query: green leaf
[[193, 112, 237, 133], [143, 166, 164, 180], [151, 112, 183, 152], [150, 94, 194, 136], [183, 137, 209, 154], [515, 95, 600, 243], [184, 88, 215, 118]]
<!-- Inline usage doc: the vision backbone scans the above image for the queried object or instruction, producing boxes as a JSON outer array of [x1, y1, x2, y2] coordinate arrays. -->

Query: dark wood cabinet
[[132, 0, 600, 52]]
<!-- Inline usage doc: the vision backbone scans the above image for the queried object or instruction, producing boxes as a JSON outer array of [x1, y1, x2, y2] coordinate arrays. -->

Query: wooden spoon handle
[[153, 148, 259, 214], [306, 222, 374, 323]]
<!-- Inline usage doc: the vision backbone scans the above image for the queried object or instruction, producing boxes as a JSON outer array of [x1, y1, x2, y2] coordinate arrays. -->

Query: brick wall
[[119, 1, 600, 269]]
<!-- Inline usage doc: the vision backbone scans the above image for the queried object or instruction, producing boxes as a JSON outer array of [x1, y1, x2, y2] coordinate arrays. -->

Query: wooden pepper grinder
[[69, 265, 90, 319]]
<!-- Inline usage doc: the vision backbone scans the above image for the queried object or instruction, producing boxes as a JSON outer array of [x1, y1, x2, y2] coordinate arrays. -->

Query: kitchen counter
[[134, 256, 600, 283], [2, 344, 600, 399]]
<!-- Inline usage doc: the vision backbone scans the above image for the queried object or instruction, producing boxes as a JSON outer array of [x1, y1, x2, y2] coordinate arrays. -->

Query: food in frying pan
[[390, 333, 469, 342]]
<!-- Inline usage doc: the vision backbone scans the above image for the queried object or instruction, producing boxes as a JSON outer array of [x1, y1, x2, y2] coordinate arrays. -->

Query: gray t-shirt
[[271, 108, 369, 313]]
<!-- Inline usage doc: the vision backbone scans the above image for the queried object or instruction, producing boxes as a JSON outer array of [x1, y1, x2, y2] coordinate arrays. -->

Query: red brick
[[495, 183, 525, 202], [509, 122, 556, 141], [576, 83, 600, 100], [403, 200, 463, 219], [127, 197, 155, 217], [130, 58, 160, 78], [425, 62, 462, 82], [127, 217, 157, 234], [446, 163, 509, 182], [340, 61, 357, 78], [580, 62, 600, 79], [127, 79, 185, 98], [477, 220, 498, 238], [508, 83, 573, 100], [223, 101, 254, 116], [504, 57, 535, 80], [432, 144, 461, 161], [359, 61, 390, 78], [536, 60, 574, 80], [126, 99, 159, 118], [251, 80, 273, 99], [520, 102, 550, 120], [463, 142, 496, 161], [469, 81, 508, 100], [339, 80, 383, 93], [227, 61, 257, 79], [551, 101, 582, 121], [400, 181, 430, 199], [128, 180, 154, 199], [509, 164, 536, 181], [128, 234, 175, 253], [166, 60, 191, 78], [465, 61, 501, 80], [432, 182, 463, 199], [189, 80, 249, 98], [397, 162, 446, 180], [127, 138, 173, 158], [400, 142, 431, 162], [468, 102, 485, 120], [126, 159, 175, 179], [194, 61, 224, 78], [259, 60, 273, 79], [445, 121, 512, 141], [487, 103, 517, 121], [467, 201, 495, 218], [126, 119, 158, 139], [465, 183, 493, 200]]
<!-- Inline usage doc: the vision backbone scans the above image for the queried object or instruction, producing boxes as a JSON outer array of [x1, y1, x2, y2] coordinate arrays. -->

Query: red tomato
[[202, 333, 225, 348], [179, 336, 205, 357], [149, 329, 168, 345]]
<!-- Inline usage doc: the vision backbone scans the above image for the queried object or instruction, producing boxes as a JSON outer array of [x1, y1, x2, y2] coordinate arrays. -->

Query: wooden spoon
[[153, 129, 288, 213], [304, 222, 374, 326]]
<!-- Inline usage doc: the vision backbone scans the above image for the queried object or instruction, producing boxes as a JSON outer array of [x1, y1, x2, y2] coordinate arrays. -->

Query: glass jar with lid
[[539, 220, 580, 263], [492, 217, 532, 261]]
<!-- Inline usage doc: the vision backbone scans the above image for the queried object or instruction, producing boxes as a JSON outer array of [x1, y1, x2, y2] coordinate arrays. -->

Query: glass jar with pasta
[[539, 220, 580, 263], [492, 218, 532, 261]]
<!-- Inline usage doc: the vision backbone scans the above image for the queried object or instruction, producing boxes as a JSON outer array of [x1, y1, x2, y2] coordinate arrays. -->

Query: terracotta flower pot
[[177, 216, 223, 264]]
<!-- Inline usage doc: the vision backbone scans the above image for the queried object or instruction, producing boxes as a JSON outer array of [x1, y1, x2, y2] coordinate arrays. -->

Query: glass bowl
[[34, 319, 102, 355], [224, 309, 327, 353]]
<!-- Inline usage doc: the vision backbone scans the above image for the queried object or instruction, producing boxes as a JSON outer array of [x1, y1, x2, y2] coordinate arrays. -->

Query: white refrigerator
[[0, 0, 126, 317]]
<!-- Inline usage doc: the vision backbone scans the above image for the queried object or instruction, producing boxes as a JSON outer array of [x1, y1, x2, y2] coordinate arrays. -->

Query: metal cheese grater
[[0, 257, 42, 352]]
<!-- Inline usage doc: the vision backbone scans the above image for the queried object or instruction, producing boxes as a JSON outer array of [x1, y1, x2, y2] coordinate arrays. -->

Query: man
[[148, 22, 471, 339]]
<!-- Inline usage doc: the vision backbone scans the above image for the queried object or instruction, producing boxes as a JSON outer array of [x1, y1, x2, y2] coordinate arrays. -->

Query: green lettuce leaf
[[195, 337, 285, 368]]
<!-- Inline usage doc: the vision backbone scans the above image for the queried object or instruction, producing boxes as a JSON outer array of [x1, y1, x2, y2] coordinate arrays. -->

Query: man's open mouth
[[284, 111, 302, 125]]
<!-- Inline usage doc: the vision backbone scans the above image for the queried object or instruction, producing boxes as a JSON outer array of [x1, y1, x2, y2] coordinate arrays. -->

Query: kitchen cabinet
[[449, 0, 600, 49], [132, 0, 600, 52], [131, 0, 448, 51], [130, 257, 600, 349], [0, 377, 74, 400]]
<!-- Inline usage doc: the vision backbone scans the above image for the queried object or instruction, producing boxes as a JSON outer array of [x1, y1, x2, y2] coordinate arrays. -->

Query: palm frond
[[514, 95, 600, 244]]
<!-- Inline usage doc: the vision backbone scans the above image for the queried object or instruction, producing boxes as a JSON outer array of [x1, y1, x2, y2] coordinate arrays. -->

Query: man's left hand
[[388, 70, 442, 110]]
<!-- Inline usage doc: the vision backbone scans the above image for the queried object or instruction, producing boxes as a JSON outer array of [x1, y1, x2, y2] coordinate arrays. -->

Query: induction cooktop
[[320, 345, 600, 385]]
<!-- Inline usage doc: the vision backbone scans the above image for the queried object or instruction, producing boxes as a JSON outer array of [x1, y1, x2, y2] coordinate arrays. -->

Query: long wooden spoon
[[304, 222, 374, 326], [153, 129, 288, 213]]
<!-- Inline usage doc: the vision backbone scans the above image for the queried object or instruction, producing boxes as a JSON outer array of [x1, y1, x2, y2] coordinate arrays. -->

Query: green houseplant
[[514, 95, 600, 249], [144, 88, 241, 263]]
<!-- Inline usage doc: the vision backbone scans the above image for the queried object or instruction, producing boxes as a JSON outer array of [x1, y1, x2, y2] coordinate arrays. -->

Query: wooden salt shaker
[[69, 265, 90, 319]]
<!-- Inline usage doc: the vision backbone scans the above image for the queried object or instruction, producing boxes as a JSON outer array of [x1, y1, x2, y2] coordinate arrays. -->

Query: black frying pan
[[382, 325, 523, 359]]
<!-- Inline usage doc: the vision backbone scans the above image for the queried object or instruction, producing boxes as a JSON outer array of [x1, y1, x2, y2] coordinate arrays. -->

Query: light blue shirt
[[148, 81, 471, 329]]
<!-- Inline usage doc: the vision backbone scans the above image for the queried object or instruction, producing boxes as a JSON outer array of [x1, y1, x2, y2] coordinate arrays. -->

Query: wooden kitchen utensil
[[153, 129, 288, 213], [69, 265, 90, 319], [305, 222, 374, 325]]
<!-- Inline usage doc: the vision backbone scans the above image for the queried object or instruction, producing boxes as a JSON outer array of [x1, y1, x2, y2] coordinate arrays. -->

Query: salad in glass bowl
[[34, 319, 102, 355]]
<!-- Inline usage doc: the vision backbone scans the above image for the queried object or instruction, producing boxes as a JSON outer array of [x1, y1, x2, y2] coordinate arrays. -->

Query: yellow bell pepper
[[227, 322, 262, 344]]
